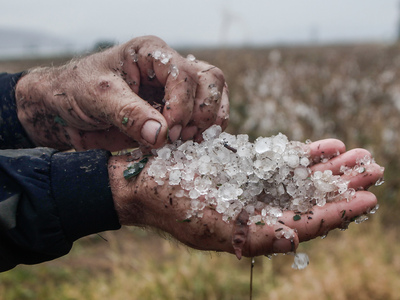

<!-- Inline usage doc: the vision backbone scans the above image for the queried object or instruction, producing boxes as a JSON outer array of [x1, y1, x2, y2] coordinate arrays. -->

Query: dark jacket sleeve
[[0, 72, 35, 149], [0, 73, 121, 271], [0, 148, 121, 272]]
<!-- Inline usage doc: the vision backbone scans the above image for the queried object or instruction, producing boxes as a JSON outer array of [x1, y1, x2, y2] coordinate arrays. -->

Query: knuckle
[[117, 102, 142, 130]]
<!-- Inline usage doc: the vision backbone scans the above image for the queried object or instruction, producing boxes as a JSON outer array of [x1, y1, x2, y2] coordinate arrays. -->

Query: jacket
[[0, 72, 121, 272]]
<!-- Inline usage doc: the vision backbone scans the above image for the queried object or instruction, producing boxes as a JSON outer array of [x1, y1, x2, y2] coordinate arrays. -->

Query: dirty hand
[[15, 35, 229, 151], [109, 139, 383, 258]]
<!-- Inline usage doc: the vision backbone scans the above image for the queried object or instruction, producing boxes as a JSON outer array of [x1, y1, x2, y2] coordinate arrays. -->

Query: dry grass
[[1, 43, 399, 299]]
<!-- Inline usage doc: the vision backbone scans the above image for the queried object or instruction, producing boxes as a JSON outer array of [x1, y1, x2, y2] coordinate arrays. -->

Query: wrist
[[108, 154, 144, 226], [108, 152, 182, 228]]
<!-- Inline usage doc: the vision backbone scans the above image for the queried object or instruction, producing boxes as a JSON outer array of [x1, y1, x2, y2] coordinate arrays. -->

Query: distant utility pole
[[219, 7, 250, 46]]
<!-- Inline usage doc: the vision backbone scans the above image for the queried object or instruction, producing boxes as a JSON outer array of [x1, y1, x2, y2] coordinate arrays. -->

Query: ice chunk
[[300, 156, 310, 167], [189, 189, 201, 199], [369, 204, 379, 214], [354, 215, 369, 224], [146, 125, 381, 230], [175, 189, 185, 198], [285, 154, 300, 168], [169, 169, 181, 185], [157, 147, 171, 160], [147, 69, 155, 79], [160, 52, 171, 64], [218, 183, 243, 201], [202, 125, 222, 141], [254, 137, 271, 154], [194, 176, 212, 194], [294, 167, 309, 180], [209, 85, 221, 102], [152, 50, 161, 60], [292, 253, 309, 270], [169, 64, 179, 79], [313, 180, 337, 193], [187, 54, 196, 61], [375, 177, 385, 186], [272, 133, 288, 154], [142, 125, 384, 270], [129, 48, 138, 62]]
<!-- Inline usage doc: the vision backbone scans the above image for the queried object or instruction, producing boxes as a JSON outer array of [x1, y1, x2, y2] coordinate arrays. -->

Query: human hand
[[108, 139, 383, 258], [15, 36, 229, 151]]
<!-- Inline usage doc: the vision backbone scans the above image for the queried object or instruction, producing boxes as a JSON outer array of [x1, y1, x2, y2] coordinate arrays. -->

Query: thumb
[[97, 76, 168, 148]]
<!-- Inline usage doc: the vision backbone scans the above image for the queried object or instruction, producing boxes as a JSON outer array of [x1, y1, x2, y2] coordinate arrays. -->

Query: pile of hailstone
[[147, 125, 368, 226]]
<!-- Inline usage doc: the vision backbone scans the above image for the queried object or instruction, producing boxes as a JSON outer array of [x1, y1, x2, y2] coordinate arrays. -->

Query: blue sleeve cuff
[[51, 149, 121, 242], [0, 72, 35, 149]]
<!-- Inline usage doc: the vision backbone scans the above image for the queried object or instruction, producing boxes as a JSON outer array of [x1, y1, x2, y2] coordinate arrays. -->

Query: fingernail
[[168, 125, 182, 142], [272, 238, 294, 253], [141, 120, 161, 145]]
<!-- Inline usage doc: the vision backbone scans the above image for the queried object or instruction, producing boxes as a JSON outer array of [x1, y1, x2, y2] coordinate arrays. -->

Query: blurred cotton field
[[0, 44, 399, 300], [207, 44, 399, 219], [222, 45, 400, 149]]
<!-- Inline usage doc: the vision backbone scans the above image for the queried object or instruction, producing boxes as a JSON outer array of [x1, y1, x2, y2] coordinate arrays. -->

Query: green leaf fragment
[[341, 210, 346, 218], [177, 218, 191, 223], [123, 157, 148, 179], [293, 214, 301, 221], [122, 117, 129, 125], [255, 221, 265, 226]]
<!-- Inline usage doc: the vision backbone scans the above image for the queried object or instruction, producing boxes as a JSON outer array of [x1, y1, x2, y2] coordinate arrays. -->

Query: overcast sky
[[0, 0, 399, 51]]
